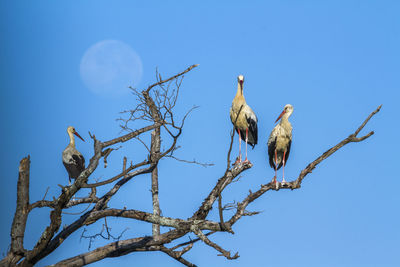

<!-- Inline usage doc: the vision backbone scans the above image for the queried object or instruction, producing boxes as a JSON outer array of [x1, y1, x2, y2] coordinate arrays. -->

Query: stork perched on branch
[[62, 126, 85, 184], [230, 75, 258, 164], [267, 104, 293, 183]]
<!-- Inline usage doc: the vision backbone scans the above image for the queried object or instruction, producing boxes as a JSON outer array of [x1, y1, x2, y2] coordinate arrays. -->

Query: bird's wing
[[229, 106, 235, 125], [267, 125, 279, 147], [72, 154, 85, 173], [267, 126, 279, 169], [246, 116, 258, 147], [242, 105, 257, 147], [244, 105, 257, 122], [62, 161, 72, 178], [267, 135, 277, 169]]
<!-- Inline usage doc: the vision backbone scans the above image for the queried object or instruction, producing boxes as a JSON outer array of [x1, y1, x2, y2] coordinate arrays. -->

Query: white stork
[[230, 75, 258, 164], [267, 104, 293, 183], [62, 126, 85, 184]]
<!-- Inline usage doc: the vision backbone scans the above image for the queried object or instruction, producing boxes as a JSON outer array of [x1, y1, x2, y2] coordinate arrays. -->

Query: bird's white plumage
[[268, 104, 293, 172], [62, 126, 85, 181], [230, 75, 258, 162], [62, 145, 84, 165]]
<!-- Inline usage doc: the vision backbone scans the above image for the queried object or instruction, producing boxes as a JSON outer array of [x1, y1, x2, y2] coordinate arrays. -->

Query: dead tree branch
[[1, 63, 380, 267], [191, 227, 239, 260], [5, 156, 31, 266], [151, 128, 161, 236]]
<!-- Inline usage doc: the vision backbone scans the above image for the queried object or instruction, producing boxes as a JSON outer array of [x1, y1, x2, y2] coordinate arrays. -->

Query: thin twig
[[167, 155, 214, 167], [191, 227, 239, 260], [145, 64, 199, 94], [81, 160, 149, 188]]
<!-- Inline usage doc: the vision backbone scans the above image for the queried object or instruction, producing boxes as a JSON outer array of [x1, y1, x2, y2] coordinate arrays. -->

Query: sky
[[1, 1, 399, 266]]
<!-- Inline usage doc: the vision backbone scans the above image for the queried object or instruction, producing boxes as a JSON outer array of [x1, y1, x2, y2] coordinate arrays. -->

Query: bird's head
[[237, 75, 244, 95], [275, 104, 294, 123], [237, 75, 244, 86], [67, 126, 85, 142]]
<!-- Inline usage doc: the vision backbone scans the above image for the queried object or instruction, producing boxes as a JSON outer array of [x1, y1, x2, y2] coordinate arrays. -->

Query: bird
[[267, 104, 293, 183], [230, 75, 258, 164], [62, 126, 85, 184]]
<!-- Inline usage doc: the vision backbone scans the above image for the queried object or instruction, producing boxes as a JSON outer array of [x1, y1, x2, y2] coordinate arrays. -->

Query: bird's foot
[[243, 158, 251, 164], [281, 178, 287, 184], [233, 155, 243, 165], [272, 177, 279, 190]]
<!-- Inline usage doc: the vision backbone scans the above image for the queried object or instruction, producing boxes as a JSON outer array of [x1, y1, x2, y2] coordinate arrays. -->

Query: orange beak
[[275, 110, 286, 123], [74, 131, 85, 142]]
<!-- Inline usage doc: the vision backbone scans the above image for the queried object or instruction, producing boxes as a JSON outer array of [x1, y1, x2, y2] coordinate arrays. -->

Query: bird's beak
[[74, 131, 85, 142], [275, 110, 286, 123]]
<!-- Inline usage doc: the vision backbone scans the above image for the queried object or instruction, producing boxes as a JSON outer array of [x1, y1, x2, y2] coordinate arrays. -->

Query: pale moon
[[80, 40, 143, 96]]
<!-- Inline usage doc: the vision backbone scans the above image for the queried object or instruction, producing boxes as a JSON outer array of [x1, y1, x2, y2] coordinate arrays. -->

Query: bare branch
[[354, 104, 382, 136], [81, 159, 149, 188], [10, 156, 30, 257], [81, 218, 128, 250], [145, 64, 199, 94], [192, 161, 252, 220], [42, 187, 49, 200], [103, 123, 162, 148], [292, 104, 381, 188], [158, 245, 196, 267], [102, 147, 122, 168], [217, 192, 233, 234], [135, 135, 151, 153], [191, 227, 239, 260], [166, 155, 214, 167], [29, 188, 99, 211], [62, 203, 94, 215], [170, 231, 216, 251], [151, 128, 161, 236]]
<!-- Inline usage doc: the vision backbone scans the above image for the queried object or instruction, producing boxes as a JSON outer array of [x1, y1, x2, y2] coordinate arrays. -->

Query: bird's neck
[[279, 115, 291, 128], [68, 131, 75, 146], [279, 114, 288, 123], [235, 83, 245, 100]]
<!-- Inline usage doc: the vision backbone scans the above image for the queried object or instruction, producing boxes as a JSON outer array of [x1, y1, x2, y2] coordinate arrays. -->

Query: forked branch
[[1, 62, 380, 267]]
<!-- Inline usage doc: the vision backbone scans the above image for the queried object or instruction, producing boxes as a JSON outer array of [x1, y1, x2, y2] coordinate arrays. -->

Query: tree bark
[[151, 128, 161, 236], [2, 156, 32, 266]]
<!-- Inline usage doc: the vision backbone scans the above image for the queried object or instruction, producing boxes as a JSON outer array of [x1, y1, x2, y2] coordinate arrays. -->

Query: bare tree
[[1, 64, 381, 267]]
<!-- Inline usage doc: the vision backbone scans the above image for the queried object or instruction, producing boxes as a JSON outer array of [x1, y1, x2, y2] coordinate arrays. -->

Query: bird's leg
[[273, 150, 278, 184], [282, 150, 286, 184], [239, 130, 242, 162], [235, 129, 242, 165], [244, 128, 249, 163]]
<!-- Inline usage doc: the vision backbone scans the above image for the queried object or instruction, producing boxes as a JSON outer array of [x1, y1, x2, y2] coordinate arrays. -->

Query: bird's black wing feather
[[62, 161, 72, 178], [72, 154, 85, 173], [246, 116, 258, 148], [267, 137, 276, 169]]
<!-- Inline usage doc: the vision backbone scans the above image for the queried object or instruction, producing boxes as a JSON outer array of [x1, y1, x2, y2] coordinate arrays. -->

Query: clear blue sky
[[1, 1, 399, 266]]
